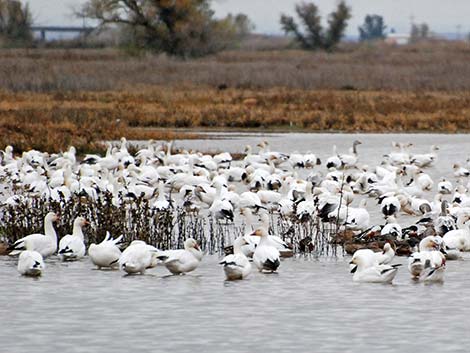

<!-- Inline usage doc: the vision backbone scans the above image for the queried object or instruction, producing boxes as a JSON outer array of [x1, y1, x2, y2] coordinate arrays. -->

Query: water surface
[[3, 133, 470, 353]]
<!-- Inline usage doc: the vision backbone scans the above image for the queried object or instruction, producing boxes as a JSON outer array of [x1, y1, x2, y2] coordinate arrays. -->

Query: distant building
[[384, 33, 410, 45]]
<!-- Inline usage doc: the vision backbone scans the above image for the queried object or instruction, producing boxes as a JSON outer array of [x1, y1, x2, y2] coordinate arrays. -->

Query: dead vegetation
[[1, 43, 470, 153], [1, 41, 470, 92]]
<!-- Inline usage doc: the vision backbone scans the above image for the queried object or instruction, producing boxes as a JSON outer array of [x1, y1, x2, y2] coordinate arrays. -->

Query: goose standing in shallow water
[[8, 212, 59, 258], [157, 238, 203, 275], [119, 240, 160, 275], [252, 227, 280, 273], [58, 217, 88, 261], [88, 232, 123, 269], [219, 236, 252, 280], [17, 250, 44, 277]]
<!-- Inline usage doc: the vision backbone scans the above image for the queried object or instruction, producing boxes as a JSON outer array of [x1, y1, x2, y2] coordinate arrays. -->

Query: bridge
[[31, 26, 96, 41]]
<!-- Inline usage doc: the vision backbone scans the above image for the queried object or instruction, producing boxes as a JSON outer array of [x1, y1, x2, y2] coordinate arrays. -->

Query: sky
[[28, 0, 470, 36]]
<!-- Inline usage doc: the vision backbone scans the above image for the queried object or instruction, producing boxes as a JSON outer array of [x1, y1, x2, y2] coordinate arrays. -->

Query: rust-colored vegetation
[[1, 43, 470, 153]]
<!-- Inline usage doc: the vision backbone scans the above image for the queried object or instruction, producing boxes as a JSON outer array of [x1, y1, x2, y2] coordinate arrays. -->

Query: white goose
[[251, 227, 280, 273], [9, 212, 59, 258], [437, 178, 452, 194], [209, 182, 234, 222], [119, 240, 160, 275], [378, 192, 401, 217], [411, 145, 439, 168], [349, 250, 400, 283], [17, 250, 45, 277], [88, 232, 123, 269], [338, 140, 362, 169], [453, 163, 470, 177], [381, 217, 402, 238], [408, 236, 446, 282], [157, 238, 203, 275], [219, 236, 252, 280], [442, 213, 470, 252], [58, 216, 88, 261], [152, 180, 171, 211]]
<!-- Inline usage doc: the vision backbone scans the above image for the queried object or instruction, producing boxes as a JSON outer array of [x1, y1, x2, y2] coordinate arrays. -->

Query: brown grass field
[[1, 41, 470, 153]]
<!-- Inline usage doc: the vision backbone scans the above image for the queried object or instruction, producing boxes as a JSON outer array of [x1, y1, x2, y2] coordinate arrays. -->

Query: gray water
[[3, 133, 470, 353]]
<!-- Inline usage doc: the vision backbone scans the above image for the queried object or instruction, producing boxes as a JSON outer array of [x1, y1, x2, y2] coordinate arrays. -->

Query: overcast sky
[[29, 0, 470, 35]]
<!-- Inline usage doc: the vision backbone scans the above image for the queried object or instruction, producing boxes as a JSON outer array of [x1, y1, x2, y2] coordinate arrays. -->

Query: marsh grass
[[0, 189, 339, 256]]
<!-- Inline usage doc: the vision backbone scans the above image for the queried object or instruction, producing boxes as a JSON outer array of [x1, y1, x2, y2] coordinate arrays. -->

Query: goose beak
[[194, 243, 200, 251], [350, 265, 358, 273]]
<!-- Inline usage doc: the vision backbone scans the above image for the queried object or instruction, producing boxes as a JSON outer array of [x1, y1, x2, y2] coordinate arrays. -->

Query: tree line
[[1, 0, 435, 57]]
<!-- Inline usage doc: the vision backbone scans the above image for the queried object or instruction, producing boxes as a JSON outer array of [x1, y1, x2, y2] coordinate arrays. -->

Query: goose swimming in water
[[17, 250, 45, 277], [408, 236, 446, 282], [349, 250, 400, 283], [219, 236, 252, 280], [251, 227, 280, 273]]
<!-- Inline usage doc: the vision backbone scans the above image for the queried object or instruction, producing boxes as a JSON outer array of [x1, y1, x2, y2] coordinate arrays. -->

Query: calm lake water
[[3, 133, 470, 353]]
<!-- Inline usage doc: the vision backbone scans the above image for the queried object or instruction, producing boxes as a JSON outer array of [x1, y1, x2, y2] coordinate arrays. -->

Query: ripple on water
[[2, 254, 470, 353]]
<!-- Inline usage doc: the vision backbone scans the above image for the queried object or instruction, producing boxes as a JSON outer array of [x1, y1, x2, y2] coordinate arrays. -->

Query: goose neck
[[44, 218, 57, 240]]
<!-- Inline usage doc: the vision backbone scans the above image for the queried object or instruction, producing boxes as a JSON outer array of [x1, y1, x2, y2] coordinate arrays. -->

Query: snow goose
[[416, 171, 433, 191], [381, 217, 402, 238], [326, 145, 342, 170], [434, 200, 456, 236], [17, 250, 45, 277], [334, 199, 370, 231], [243, 145, 266, 166], [411, 145, 439, 168], [338, 140, 362, 169], [219, 236, 252, 280], [58, 217, 88, 261], [385, 142, 412, 166], [213, 152, 232, 167], [296, 182, 316, 222], [251, 227, 280, 273], [119, 240, 160, 275], [408, 236, 446, 280], [239, 208, 257, 258], [157, 238, 203, 275], [152, 180, 171, 211], [349, 250, 400, 283], [442, 213, 470, 252], [88, 232, 123, 269], [437, 178, 452, 194], [453, 164, 470, 177], [8, 212, 59, 258], [378, 192, 401, 217], [209, 181, 234, 222]]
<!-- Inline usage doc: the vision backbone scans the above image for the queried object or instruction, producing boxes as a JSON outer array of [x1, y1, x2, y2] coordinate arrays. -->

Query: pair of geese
[[10, 212, 203, 277], [349, 235, 446, 283]]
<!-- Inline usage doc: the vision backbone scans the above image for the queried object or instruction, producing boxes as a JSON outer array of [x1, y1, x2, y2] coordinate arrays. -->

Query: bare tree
[[280, 1, 351, 51], [77, 0, 252, 57], [0, 0, 32, 45]]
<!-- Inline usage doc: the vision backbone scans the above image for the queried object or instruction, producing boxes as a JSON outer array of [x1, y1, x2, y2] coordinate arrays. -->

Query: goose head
[[45, 212, 60, 223], [349, 253, 364, 273], [419, 236, 440, 252], [250, 227, 268, 238], [74, 216, 89, 228], [184, 238, 200, 251]]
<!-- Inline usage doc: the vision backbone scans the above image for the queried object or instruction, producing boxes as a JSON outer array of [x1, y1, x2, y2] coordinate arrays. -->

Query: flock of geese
[[2, 138, 470, 283]]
